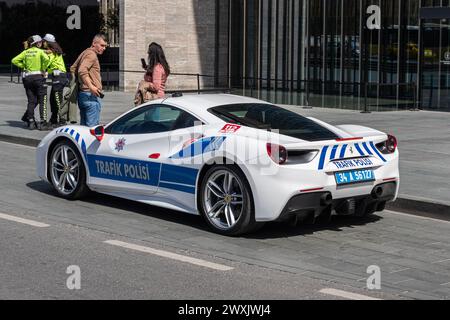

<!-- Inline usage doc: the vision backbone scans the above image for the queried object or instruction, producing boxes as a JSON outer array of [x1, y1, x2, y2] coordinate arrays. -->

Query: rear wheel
[[199, 165, 263, 236], [49, 141, 89, 199]]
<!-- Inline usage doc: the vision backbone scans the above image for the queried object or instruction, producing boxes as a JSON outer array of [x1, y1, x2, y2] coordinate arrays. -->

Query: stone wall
[[120, 0, 225, 92]]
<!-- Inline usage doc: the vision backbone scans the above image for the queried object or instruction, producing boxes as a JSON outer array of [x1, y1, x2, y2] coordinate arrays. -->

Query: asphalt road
[[1, 141, 450, 300]]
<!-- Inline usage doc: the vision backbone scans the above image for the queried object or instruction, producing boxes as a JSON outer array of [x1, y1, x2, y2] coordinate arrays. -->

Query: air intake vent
[[286, 149, 319, 164]]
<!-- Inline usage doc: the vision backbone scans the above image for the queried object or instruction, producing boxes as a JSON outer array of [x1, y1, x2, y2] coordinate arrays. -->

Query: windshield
[[208, 103, 339, 141]]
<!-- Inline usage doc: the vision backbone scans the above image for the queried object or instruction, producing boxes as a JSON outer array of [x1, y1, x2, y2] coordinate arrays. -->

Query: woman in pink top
[[134, 42, 170, 106]]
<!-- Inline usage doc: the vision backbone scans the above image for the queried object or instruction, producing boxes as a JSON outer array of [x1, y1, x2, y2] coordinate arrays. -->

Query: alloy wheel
[[51, 144, 80, 196], [202, 169, 245, 231]]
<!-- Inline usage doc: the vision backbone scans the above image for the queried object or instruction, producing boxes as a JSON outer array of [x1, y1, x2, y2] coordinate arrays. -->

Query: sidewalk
[[1, 77, 449, 216]]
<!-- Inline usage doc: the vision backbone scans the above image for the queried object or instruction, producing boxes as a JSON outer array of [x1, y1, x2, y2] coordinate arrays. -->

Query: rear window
[[208, 103, 339, 141]]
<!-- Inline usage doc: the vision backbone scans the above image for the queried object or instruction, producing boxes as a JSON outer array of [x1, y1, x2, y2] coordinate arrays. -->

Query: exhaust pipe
[[372, 186, 383, 199], [320, 193, 333, 206]]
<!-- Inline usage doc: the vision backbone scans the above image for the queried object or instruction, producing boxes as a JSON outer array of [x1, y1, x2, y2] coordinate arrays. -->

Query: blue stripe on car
[[159, 182, 196, 194], [86, 154, 199, 194], [318, 146, 329, 170], [329, 145, 339, 160], [57, 127, 87, 157], [339, 144, 348, 159], [354, 143, 365, 156], [160, 163, 198, 186], [369, 141, 387, 162], [362, 142, 373, 155], [81, 140, 87, 157], [87, 155, 161, 187], [170, 136, 226, 159]]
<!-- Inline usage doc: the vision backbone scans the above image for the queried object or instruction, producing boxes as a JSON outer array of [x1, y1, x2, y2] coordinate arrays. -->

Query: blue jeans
[[78, 92, 102, 127]]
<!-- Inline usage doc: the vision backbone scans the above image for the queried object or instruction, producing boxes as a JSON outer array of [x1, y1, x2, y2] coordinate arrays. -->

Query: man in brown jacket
[[70, 34, 107, 127]]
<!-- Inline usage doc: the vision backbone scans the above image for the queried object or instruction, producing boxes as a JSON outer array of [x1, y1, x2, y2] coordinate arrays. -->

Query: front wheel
[[49, 141, 89, 199], [199, 165, 263, 236]]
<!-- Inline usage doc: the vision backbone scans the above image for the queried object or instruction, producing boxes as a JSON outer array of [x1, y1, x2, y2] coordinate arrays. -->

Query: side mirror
[[90, 125, 105, 142]]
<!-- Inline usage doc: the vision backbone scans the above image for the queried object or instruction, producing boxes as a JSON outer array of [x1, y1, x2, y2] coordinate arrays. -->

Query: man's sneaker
[[21, 113, 28, 123]]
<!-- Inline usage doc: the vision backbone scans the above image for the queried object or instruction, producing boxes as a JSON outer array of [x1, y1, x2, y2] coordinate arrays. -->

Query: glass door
[[421, 18, 450, 111]]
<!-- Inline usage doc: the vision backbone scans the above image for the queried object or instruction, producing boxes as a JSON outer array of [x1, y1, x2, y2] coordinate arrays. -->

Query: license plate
[[335, 169, 375, 185]]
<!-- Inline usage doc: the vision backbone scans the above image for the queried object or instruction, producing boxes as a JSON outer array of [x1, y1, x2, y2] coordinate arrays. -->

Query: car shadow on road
[[244, 214, 383, 240], [27, 180, 383, 239], [26, 180, 213, 232]]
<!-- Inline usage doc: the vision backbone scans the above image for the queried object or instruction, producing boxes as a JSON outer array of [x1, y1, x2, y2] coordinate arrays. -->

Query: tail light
[[386, 134, 397, 153], [266, 143, 288, 164], [376, 134, 397, 154]]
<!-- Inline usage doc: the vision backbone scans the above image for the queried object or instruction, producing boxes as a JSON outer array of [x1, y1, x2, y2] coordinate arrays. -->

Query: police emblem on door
[[115, 138, 126, 152]]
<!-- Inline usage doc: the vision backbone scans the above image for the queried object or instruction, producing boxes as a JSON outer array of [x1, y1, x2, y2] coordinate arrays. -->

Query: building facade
[[1, 0, 449, 111], [119, 0, 227, 93], [220, 0, 450, 111], [120, 0, 450, 111]]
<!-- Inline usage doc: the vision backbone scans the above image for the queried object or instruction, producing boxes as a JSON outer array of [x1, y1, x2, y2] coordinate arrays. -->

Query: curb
[[0, 133, 40, 147], [1, 133, 449, 221], [386, 197, 450, 221]]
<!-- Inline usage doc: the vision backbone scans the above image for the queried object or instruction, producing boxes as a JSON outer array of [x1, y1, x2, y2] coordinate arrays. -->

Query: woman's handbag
[[134, 79, 158, 106]]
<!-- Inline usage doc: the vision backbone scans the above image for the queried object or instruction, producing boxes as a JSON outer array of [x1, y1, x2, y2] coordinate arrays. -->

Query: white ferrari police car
[[36, 94, 399, 235]]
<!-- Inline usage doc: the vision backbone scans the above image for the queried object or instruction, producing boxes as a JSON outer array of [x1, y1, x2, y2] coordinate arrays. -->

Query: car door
[[87, 104, 183, 196]]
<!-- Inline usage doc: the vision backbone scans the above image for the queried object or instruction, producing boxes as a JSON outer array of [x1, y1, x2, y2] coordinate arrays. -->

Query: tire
[[48, 140, 89, 200], [199, 165, 263, 236]]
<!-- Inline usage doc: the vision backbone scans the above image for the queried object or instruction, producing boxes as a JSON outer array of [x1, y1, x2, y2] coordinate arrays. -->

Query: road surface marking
[[0, 212, 50, 228], [104, 240, 234, 271], [319, 288, 381, 300], [386, 210, 450, 224]]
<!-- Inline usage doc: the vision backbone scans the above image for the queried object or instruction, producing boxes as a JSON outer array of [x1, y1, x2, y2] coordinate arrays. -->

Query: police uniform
[[43, 34, 69, 126], [47, 52, 68, 125], [11, 37, 50, 129]]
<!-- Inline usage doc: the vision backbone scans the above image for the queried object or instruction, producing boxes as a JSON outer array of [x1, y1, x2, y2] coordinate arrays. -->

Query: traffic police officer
[[12, 35, 50, 130], [43, 34, 68, 127]]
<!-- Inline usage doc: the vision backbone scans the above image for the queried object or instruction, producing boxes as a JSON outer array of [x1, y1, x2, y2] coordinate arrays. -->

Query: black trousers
[[22, 75, 48, 122], [49, 73, 69, 124]]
